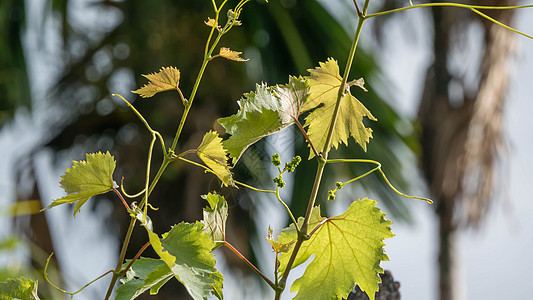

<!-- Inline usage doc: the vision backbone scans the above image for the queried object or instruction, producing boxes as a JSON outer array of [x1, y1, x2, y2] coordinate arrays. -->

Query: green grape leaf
[[277, 199, 393, 300], [197, 131, 234, 187], [218, 83, 285, 163], [116, 258, 173, 300], [302, 58, 376, 158], [218, 47, 248, 62], [144, 222, 223, 300], [201, 192, 228, 244], [43, 151, 116, 217], [218, 76, 308, 163], [0, 277, 40, 300], [132, 66, 181, 98]]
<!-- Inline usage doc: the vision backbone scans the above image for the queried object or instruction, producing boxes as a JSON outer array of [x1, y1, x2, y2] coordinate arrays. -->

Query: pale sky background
[[1, 1, 533, 300]]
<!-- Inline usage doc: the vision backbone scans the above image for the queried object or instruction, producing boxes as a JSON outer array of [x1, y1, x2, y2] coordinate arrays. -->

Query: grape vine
[[1, 1, 532, 300]]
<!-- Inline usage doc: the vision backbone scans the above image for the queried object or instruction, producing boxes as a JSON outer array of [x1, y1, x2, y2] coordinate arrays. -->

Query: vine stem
[[44, 253, 113, 298], [234, 180, 299, 231], [366, 3, 533, 19], [121, 177, 145, 198], [142, 134, 156, 219], [275, 186, 299, 232], [104, 217, 135, 300], [366, 3, 533, 39], [104, 2, 244, 297], [235, 180, 276, 194], [113, 94, 166, 153], [274, 252, 280, 286], [120, 241, 151, 276], [112, 187, 130, 210], [327, 158, 433, 204], [294, 118, 320, 159], [171, 148, 197, 161], [275, 2, 369, 298], [223, 241, 276, 290], [353, 0, 360, 15], [104, 157, 170, 300], [171, 0, 242, 152]]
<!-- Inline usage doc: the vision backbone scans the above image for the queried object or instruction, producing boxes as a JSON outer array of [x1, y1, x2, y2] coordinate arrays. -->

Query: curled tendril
[[120, 177, 146, 199], [44, 253, 113, 298], [326, 159, 433, 204]]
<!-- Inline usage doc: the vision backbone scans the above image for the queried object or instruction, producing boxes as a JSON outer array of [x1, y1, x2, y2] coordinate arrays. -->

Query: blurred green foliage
[[0, 0, 31, 125]]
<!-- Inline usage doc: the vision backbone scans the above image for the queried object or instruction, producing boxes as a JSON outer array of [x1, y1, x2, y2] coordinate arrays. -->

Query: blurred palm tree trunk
[[418, 1, 516, 299], [13, 157, 63, 297]]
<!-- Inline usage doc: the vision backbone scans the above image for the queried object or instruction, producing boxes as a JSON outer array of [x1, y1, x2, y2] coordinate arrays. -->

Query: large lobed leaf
[[303, 58, 376, 158], [218, 76, 308, 163], [0, 277, 40, 300], [277, 199, 393, 300], [144, 222, 223, 300], [197, 131, 234, 187], [219, 59, 376, 162], [132, 66, 181, 98], [116, 258, 173, 300], [43, 151, 116, 216]]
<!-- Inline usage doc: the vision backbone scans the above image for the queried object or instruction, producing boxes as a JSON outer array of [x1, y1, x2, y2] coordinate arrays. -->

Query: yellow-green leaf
[[197, 131, 234, 187], [218, 47, 248, 62], [302, 58, 376, 158], [43, 152, 116, 217], [277, 199, 393, 300], [132, 66, 181, 98], [0, 277, 40, 300]]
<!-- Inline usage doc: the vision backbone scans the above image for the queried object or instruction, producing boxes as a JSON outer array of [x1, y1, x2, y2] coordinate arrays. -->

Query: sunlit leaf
[[43, 151, 116, 217], [144, 222, 223, 300], [266, 226, 294, 253], [201, 192, 228, 244], [197, 131, 234, 187], [218, 47, 248, 62], [277, 199, 393, 300], [277, 206, 324, 272], [218, 77, 308, 163], [273, 76, 309, 123], [0, 277, 40, 300], [303, 58, 376, 158], [219, 84, 284, 163], [132, 66, 181, 98], [116, 258, 173, 300]]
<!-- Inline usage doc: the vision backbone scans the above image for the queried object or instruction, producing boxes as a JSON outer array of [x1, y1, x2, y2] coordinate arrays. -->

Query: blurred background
[[1, 0, 532, 299]]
